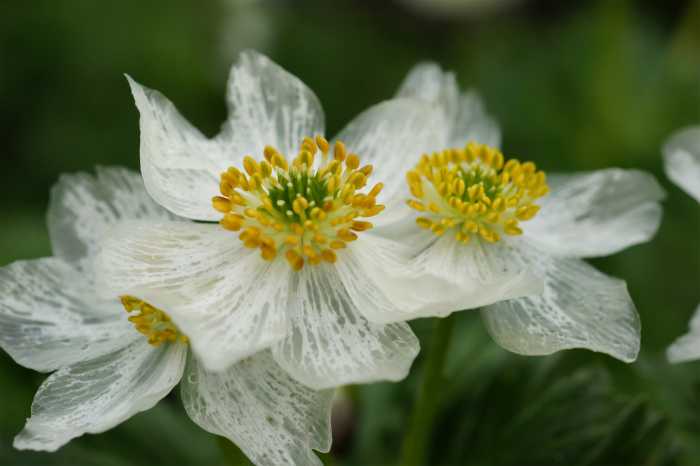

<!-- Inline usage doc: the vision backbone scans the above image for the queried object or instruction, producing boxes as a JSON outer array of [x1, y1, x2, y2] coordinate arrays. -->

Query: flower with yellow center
[[95, 51, 465, 391], [365, 62, 666, 363], [0, 168, 334, 466], [663, 126, 700, 363]]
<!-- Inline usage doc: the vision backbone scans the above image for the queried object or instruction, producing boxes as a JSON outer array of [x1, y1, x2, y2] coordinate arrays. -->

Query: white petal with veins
[[96, 221, 291, 371], [524, 169, 665, 258], [0, 258, 135, 372], [218, 49, 325, 161], [181, 351, 333, 466], [47, 167, 180, 270], [14, 339, 186, 452], [663, 125, 700, 202], [272, 262, 419, 390], [481, 254, 641, 363]]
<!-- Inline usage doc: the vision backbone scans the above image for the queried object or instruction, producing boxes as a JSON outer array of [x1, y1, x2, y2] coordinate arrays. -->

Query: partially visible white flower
[[0, 167, 333, 466], [664, 125, 700, 363], [371, 63, 666, 363], [662, 126, 700, 202], [94, 51, 483, 389]]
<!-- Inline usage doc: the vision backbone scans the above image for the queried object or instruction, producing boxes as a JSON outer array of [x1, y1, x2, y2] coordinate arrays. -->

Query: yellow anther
[[334, 141, 347, 161], [243, 156, 259, 176], [316, 135, 329, 154], [261, 244, 277, 261], [346, 154, 360, 170], [351, 221, 373, 231], [337, 229, 358, 242], [120, 296, 187, 347], [360, 165, 373, 177], [369, 183, 384, 198], [321, 249, 337, 263], [504, 219, 523, 236], [264, 145, 277, 161], [407, 200, 426, 211], [212, 196, 232, 213], [364, 205, 385, 216], [220, 180, 234, 196], [221, 213, 245, 231], [301, 136, 317, 154], [329, 240, 346, 249], [516, 204, 540, 221], [416, 217, 433, 229], [285, 250, 304, 271]]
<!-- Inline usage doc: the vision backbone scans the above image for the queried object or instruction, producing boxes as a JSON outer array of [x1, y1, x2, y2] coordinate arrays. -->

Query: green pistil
[[267, 171, 330, 223], [457, 166, 502, 202]]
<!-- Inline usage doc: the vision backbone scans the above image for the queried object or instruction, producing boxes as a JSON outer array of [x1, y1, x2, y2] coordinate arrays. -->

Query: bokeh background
[[1, 1, 699, 465]]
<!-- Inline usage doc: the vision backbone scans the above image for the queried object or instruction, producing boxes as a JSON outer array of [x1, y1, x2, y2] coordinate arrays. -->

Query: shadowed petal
[[482, 256, 641, 363], [0, 258, 134, 372], [181, 351, 333, 466], [14, 339, 186, 451]]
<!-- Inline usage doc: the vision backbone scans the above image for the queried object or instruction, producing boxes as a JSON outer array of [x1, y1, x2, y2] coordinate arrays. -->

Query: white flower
[[662, 126, 700, 203], [664, 126, 700, 362], [94, 51, 472, 389], [372, 63, 667, 362], [0, 167, 333, 466]]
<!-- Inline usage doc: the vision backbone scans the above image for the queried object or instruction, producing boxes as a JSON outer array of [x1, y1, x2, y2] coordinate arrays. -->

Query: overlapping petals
[[1, 168, 332, 464], [105, 50, 488, 384]]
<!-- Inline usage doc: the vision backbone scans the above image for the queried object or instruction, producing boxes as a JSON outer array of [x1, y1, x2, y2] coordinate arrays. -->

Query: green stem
[[399, 314, 456, 466]]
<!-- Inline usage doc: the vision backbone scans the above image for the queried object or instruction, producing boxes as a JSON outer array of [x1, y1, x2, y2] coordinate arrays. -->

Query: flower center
[[405, 142, 549, 244], [212, 136, 385, 271], [120, 296, 188, 346]]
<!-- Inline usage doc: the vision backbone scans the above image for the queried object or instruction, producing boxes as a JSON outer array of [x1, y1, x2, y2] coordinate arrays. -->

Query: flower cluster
[[0, 51, 668, 466]]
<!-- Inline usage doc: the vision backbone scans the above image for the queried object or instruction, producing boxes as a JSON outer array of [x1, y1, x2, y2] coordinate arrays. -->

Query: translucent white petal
[[450, 91, 501, 148], [525, 168, 665, 258], [0, 258, 135, 372], [271, 262, 419, 390], [667, 303, 700, 363], [481, 256, 641, 362], [181, 351, 333, 466], [14, 339, 186, 452], [333, 233, 539, 324], [128, 76, 226, 221], [663, 125, 700, 202], [395, 62, 501, 148], [47, 166, 180, 268], [95, 221, 290, 372], [395, 62, 460, 108], [218, 50, 325, 159], [333, 98, 449, 203], [394, 234, 543, 320]]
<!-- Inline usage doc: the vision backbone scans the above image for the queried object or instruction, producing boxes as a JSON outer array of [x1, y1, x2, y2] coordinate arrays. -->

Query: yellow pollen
[[213, 137, 384, 271], [120, 296, 188, 346], [405, 142, 549, 245]]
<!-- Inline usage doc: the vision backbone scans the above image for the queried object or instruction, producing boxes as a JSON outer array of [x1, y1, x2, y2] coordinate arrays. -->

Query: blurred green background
[[1, 0, 699, 465]]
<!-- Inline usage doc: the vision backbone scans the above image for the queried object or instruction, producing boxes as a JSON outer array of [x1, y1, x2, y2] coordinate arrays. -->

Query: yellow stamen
[[120, 296, 188, 346], [212, 136, 384, 271], [405, 141, 548, 245]]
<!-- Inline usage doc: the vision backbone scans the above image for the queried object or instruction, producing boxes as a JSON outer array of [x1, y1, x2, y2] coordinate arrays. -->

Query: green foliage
[[0, 1, 699, 465]]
